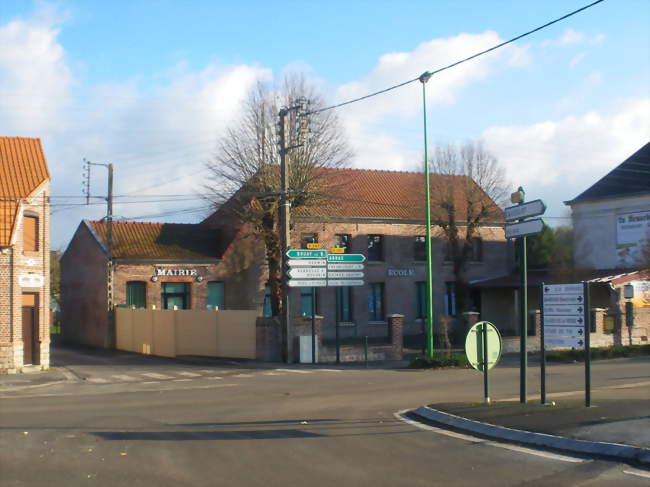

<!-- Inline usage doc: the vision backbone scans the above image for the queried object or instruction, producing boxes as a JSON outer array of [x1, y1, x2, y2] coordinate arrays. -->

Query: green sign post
[[465, 321, 502, 403], [326, 253, 366, 262]]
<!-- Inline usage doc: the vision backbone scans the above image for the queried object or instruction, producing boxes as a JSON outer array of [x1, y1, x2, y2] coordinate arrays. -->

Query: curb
[[411, 406, 650, 467]]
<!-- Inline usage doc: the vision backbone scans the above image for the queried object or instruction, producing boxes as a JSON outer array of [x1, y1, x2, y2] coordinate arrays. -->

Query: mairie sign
[[286, 249, 327, 259], [327, 253, 366, 263]]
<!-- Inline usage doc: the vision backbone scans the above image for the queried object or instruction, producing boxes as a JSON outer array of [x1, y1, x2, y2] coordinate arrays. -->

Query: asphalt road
[[1, 348, 649, 486]]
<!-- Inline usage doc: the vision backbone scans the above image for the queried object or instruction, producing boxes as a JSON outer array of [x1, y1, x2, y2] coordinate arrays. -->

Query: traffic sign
[[327, 271, 364, 279], [327, 263, 364, 270], [544, 326, 584, 336], [327, 253, 366, 262], [545, 336, 585, 349], [543, 283, 584, 295], [505, 218, 545, 239], [288, 259, 327, 267], [287, 279, 327, 287], [542, 304, 584, 316], [327, 279, 364, 287], [288, 267, 327, 279], [465, 321, 502, 371], [504, 199, 546, 222], [543, 294, 584, 304], [544, 315, 584, 326], [306, 243, 321, 249], [330, 247, 345, 253], [286, 249, 327, 259]]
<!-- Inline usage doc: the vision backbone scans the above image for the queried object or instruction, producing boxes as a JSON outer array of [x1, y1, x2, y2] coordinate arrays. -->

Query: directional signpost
[[541, 282, 591, 406], [505, 188, 546, 404], [327, 253, 365, 287]]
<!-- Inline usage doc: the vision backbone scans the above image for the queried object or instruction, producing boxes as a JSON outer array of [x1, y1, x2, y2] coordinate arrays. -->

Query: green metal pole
[[420, 72, 435, 360], [364, 335, 368, 368], [519, 234, 528, 403]]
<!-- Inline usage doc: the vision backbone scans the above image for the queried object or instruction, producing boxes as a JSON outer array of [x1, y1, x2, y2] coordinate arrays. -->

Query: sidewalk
[[410, 381, 650, 466], [0, 367, 72, 391]]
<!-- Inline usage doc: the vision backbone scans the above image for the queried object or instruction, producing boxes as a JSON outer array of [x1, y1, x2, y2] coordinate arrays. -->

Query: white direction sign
[[544, 326, 585, 337], [327, 263, 364, 271], [543, 304, 584, 316], [544, 315, 585, 326], [288, 259, 327, 267], [543, 284, 584, 295], [327, 279, 364, 287], [543, 294, 584, 304], [505, 218, 545, 239], [287, 279, 327, 287], [504, 199, 546, 222], [545, 336, 585, 349], [327, 271, 364, 279], [288, 267, 327, 279]]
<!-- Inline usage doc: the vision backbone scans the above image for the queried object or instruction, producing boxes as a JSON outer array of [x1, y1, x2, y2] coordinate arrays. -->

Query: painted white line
[[623, 469, 650, 479], [86, 378, 108, 384], [111, 375, 137, 382], [394, 410, 584, 464], [275, 369, 312, 374], [141, 381, 160, 385], [198, 370, 213, 374], [263, 372, 286, 376], [232, 374, 254, 378], [177, 371, 201, 377], [141, 372, 174, 380], [206, 376, 223, 380], [317, 369, 343, 372], [173, 379, 192, 382]]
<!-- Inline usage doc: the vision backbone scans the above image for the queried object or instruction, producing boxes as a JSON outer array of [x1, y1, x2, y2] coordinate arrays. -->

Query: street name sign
[[327, 253, 366, 263], [327, 263, 364, 270], [543, 283, 583, 295], [288, 267, 327, 279], [288, 259, 327, 267], [327, 271, 364, 279], [543, 304, 584, 316], [545, 336, 585, 349], [286, 249, 327, 259], [287, 279, 327, 287], [327, 279, 364, 287], [544, 326, 584, 336], [543, 294, 584, 304], [504, 199, 546, 222], [544, 315, 584, 326], [505, 218, 545, 239]]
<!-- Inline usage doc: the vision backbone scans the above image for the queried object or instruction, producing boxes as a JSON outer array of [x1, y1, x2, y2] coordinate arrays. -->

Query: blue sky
[[1, 0, 649, 248]]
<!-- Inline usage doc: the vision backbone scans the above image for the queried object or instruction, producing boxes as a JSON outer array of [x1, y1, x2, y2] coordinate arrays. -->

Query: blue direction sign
[[327, 253, 366, 263], [286, 249, 327, 259]]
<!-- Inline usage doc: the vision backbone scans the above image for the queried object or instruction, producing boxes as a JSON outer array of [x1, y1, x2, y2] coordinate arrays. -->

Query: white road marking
[[177, 371, 202, 377], [623, 469, 650, 479], [394, 410, 585, 464], [206, 376, 223, 380], [317, 369, 343, 372], [275, 369, 312, 374], [173, 379, 192, 382], [141, 381, 159, 385], [263, 372, 286, 376], [232, 374, 254, 378], [86, 378, 108, 384], [111, 375, 137, 382], [141, 372, 174, 380]]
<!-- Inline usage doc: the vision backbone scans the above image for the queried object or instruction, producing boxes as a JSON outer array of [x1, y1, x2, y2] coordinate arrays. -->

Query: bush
[[545, 344, 650, 363], [409, 353, 469, 369]]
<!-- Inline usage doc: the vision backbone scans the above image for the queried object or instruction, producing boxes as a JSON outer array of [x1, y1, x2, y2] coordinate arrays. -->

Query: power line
[[309, 0, 606, 115]]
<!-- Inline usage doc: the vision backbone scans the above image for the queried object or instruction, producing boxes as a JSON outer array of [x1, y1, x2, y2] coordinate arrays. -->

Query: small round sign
[[465, 321, 502, 372]]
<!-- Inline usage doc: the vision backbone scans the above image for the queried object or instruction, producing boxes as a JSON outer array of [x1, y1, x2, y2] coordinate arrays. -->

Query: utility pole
[[83, 159, 115, 348], [279, 108, 292, 363]]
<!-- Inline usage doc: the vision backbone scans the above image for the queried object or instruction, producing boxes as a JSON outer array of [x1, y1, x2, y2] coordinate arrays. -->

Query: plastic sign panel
[[327, 263, 364, 270], [327, 271, 364, 279], [327, 253, 366, 262], [288, 267, 327, 279], [327, 279, 364, 287], [286, 249, 327, 259], [465, 321, 502, 371], [504, 199, 546, 222], [287, 279, 327, 287], [505, 218, 544, 239], [288, 259, 327, 267], [545, 336, 585, 349]]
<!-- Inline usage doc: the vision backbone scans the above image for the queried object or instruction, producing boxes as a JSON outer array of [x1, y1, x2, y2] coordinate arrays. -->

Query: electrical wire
[[309, 0, 606, 115]]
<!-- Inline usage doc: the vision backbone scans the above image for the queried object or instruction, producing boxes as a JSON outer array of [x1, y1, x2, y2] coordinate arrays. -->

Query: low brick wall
[[320, 344, 394, 362]]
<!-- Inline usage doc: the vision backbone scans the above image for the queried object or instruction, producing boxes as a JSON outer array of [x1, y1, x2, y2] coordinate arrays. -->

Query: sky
[[1, 0, 649, 249]]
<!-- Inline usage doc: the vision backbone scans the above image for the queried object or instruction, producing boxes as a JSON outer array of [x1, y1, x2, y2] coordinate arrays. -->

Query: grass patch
[[545, 344, 650, 363], [409, 353, 469, 369]]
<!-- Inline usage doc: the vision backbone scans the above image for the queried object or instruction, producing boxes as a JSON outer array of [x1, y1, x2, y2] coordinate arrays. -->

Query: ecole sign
[[156, 268, 198, 277]]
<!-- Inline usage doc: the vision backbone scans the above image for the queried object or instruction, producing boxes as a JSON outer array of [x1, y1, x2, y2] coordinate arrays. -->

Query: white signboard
[[543, 284, 584, 295], [287, 279, 327, 287], [327, 263, 364, 271], [505, 218, 544, 239], [327, 271, 364, 279], [288, 267, 327, 279], [544, 326, 584, 336], [504, 199, 546, 222], [617, 210, 650, 266], [629, 280, 650, 308], [545, 336, 585, 349], [327, 279, 364, 287], [544, 316, 585, 326], [19, 274, 44, 287], [288, 259, 327, 267], [543, 305, 584, 316], [543, 294, 584, 304]]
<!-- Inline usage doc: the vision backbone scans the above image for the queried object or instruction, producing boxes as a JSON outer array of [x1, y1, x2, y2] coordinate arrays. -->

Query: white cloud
[[543, 28, 585, 47], [569, 52, 587, 68]]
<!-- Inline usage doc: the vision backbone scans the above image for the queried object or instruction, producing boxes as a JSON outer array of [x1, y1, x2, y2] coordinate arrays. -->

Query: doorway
[[22, 293, 39, 365]]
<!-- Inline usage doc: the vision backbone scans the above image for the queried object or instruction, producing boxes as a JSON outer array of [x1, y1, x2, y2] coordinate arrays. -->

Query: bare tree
[[429, 140, 509, 313], [204, 74, 352, 317]]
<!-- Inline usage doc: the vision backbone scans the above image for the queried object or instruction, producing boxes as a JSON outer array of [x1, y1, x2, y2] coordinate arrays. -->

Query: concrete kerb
[[411, 406, 650, 467]]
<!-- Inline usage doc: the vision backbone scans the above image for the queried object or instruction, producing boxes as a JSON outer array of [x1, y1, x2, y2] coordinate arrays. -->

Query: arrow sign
[[327, 263, 364, 270], [543, 283, 584, 295], [327, 254, 366, 263], [545, 336, 585, 349], [288, 259, 327, 267], [286, 249, 327, 259], [542, 304, 584, 316], [543, 326, 584, 336], [288, 267, 327, 279], [327, 279, 364, 287], [327, 271, 364, 279], [504, 199, 547, 222], [287, 279, 327, 287], [543, 295, 584, 304], [544, 316, 584, 326], [505, 218, 545, 239]]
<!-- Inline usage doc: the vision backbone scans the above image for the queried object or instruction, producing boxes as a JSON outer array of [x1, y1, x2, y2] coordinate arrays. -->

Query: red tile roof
[[0, 137, 50, 246], [291, 168, 504, 223], [88, 220, 223, 260]]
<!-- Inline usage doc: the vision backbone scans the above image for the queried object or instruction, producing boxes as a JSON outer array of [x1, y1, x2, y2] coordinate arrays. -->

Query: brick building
[[0, 137, 51, 372]]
